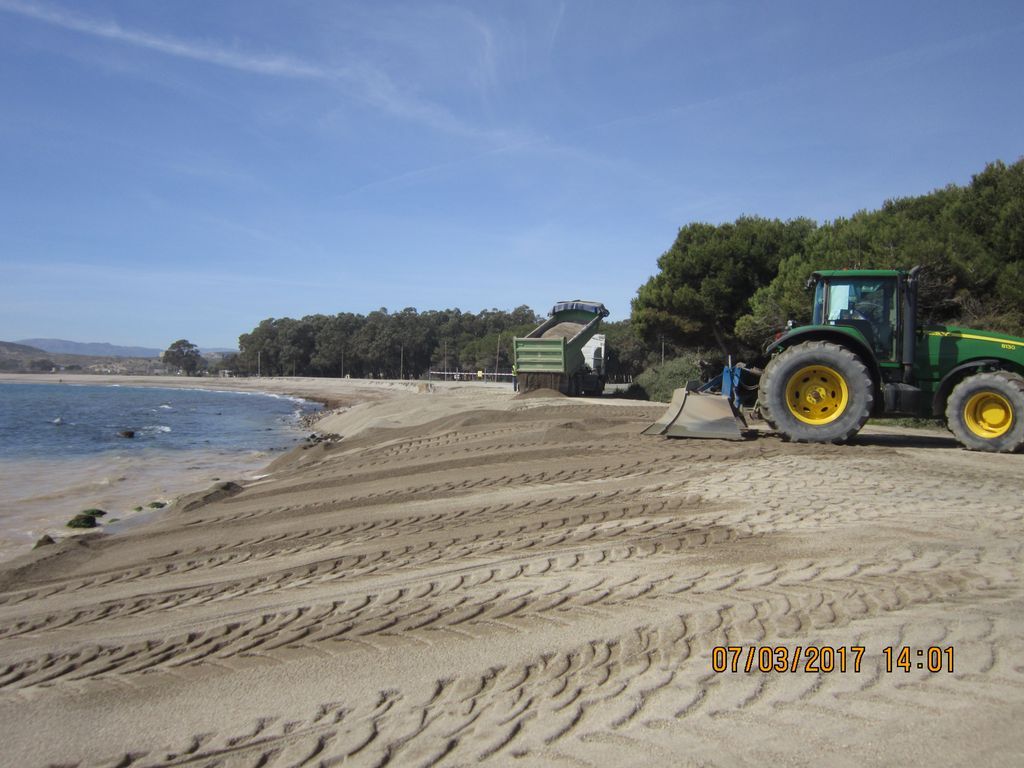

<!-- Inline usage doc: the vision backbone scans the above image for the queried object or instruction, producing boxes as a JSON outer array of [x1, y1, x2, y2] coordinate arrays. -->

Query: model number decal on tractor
[[929, 330, 1019, 348]]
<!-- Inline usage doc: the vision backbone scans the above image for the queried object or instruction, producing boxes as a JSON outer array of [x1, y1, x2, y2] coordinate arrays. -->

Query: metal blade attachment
[[643, 389, 747, 440]]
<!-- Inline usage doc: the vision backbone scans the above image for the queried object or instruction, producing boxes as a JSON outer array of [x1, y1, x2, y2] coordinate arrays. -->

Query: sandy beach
[[1, 374, 1023, 766]]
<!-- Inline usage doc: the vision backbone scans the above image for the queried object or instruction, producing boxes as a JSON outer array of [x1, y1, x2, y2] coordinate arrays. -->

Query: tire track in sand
[[0, 545, 1005, 692], [72, 605, 1024, 768]]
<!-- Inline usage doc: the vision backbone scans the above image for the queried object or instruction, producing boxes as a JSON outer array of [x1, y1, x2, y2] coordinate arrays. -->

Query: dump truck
[[515, 300, 609, 395], [646, 266, 1024, 452]]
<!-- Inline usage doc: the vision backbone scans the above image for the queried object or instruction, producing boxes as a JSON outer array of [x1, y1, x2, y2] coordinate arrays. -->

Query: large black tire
[[945, 371, 1024, 453], [759, 341, 873, 444]]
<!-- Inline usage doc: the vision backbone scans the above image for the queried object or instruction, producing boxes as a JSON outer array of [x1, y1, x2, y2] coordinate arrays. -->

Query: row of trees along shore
[[238, 307, 538, 380], [234, 308, 654, 382], [235, 307, 654, 382], [233, 158, 1023, 384]]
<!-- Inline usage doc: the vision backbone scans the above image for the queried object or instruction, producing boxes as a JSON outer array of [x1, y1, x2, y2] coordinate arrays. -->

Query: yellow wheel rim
[[785, 365, 849, 425], [963, 391, 1013, 438]]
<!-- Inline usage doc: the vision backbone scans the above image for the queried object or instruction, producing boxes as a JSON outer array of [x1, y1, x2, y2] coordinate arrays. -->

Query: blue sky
[[2, 0, 1022, 348]]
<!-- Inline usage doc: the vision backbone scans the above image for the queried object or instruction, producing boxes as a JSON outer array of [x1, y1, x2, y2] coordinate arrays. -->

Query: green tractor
[[647, 266, 1024, 452]]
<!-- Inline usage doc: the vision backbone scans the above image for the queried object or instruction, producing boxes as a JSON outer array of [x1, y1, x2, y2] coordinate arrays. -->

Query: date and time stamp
[[711, 645, 955, 674]]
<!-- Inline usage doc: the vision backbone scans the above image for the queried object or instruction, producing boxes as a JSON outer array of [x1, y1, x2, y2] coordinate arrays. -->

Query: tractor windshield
[[817, 277, 898, 360]]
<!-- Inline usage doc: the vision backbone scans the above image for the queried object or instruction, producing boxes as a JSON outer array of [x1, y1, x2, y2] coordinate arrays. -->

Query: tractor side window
[[853, 281, 897, 360], [825, 279, 898, 360], [827, 285, 851, 322]]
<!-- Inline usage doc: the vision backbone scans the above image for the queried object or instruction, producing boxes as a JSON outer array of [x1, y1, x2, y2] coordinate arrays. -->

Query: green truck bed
[[514, 300, 608, 394]]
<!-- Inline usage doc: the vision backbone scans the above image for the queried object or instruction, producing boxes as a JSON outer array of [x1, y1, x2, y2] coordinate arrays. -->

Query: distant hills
[[17, 338, 164, 358], [0, 340, 160, 374], [1, 340, 73, 361], [1, 339, 236, 374], [16, 339, 237, 358]]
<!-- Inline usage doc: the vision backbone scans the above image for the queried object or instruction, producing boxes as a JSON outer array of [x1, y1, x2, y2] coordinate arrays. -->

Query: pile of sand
[[540, 321, 585, 340]]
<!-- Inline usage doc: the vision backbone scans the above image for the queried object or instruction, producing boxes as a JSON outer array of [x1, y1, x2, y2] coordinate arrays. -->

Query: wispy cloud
[[0, 0, 332, 78], [343, 61, 485, 139], [0, 0, 494, 138]]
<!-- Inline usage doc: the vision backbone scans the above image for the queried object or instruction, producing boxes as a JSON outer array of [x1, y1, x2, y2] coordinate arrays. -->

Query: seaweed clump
[[66, 508, 107, 528], [68, 514, 98, 528]]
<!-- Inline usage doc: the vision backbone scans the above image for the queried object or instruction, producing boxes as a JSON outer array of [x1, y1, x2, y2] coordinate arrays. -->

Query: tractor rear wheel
[[759, 341, 873, 444], [945, 371, 1024, 453]]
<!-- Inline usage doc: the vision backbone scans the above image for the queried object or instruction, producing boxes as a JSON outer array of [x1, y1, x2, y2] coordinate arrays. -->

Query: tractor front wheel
[[759, 341, 873, 444], [946, 371, 1024, 453]]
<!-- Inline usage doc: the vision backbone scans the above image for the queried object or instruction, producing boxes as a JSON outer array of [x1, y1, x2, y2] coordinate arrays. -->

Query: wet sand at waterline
[[0, 449, 282, 559], [1, 374, 1023, 766]]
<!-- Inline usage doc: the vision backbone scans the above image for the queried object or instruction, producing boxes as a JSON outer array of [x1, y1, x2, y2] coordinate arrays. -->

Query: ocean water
[[0, 382, 318, 458], [0, 382, 322, 559]]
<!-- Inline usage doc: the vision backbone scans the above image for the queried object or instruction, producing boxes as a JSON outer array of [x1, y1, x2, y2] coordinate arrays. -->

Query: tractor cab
[[810, 270, 901, 361]]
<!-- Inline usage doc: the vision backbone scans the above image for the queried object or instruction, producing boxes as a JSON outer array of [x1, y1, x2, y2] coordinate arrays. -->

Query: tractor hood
[[917, 324, 1024, 378]]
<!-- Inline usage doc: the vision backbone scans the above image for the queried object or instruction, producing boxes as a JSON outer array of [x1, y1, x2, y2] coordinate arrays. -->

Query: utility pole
[[257, 350, 261, 377], [444, 339, 448, 380], [400, 344, 404, 380], [659, 335, 665, 366], [340, 349, 344, 378], [495, 334, 502, 381]]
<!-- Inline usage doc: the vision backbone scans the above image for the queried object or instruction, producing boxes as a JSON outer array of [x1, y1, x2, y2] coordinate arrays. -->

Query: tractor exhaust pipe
[[902, 266, 922, 383]]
